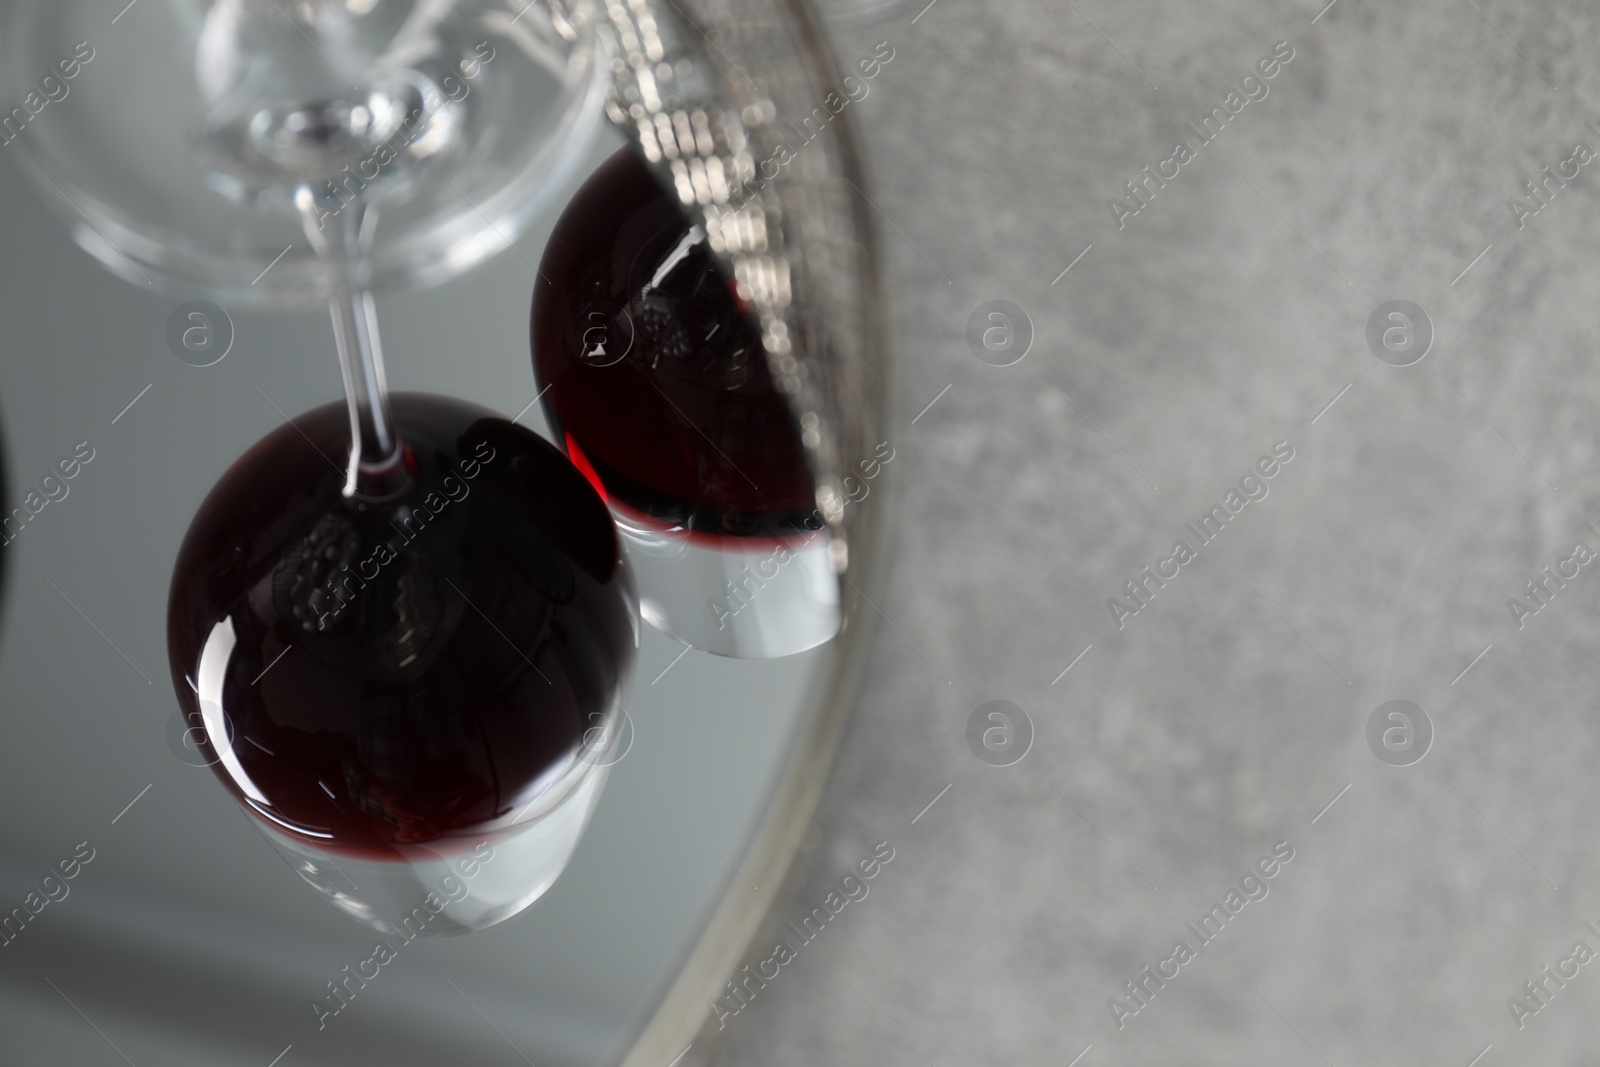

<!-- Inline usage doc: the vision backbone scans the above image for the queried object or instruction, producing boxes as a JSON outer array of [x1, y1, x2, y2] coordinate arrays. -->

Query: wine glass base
[[622, 518, 841, 658], [260, 762, 614, 937]]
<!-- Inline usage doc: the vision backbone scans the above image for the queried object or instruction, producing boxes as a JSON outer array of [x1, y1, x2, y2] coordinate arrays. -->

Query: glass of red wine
[[1, 0, 639, 934], [529, 0, 892, 660], [170, 395, 637, 934], [532, 146, 844, 658]]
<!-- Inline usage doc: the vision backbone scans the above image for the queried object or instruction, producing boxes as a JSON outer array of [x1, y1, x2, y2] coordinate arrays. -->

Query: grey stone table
[[715, 1, 1600, 1064]]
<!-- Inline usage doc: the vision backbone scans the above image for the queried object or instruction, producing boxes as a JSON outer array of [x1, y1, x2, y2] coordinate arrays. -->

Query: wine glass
[[532, 145, 845, 658], [0, 0, 636, 935], [527, 0, 889, 659]]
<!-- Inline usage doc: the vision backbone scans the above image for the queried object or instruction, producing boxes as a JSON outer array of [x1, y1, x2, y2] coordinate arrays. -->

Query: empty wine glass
[[0, 0, 637, 935]]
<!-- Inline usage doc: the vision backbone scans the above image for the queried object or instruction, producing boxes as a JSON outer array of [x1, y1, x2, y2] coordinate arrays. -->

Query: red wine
[[531, 146, 818, 542], [167, 395, 636, 861]]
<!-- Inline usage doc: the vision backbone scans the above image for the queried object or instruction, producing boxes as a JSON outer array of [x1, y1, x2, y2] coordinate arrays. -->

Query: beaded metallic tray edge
[[591, 0, 881, 575]]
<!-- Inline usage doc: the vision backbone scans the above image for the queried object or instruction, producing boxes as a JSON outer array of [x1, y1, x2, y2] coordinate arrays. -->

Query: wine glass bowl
[[532, 146, 843, 657], [168, 394, 638, 932], [0, 0, 607, 305]]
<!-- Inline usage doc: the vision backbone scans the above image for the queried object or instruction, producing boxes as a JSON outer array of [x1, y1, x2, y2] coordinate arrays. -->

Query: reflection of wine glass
[[533, 146, 842, 658], [0, 0, 636, 935]]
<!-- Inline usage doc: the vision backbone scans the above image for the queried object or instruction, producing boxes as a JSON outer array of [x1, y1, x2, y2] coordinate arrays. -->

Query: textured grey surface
[[715, 1, 1600, 1064]]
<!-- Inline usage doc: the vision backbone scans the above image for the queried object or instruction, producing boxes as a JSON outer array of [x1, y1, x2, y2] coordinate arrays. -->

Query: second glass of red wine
[[532, 146, 841, 658]]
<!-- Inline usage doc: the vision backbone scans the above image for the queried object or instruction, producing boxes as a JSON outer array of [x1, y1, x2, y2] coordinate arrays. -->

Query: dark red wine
[[167, 395, 636, 861], [532, 146, 817, 541]]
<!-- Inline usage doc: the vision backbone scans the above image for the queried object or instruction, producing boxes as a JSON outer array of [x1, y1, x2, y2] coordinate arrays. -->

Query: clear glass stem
[[329, 286, 406, 497], [306, 199, 408, 499]]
